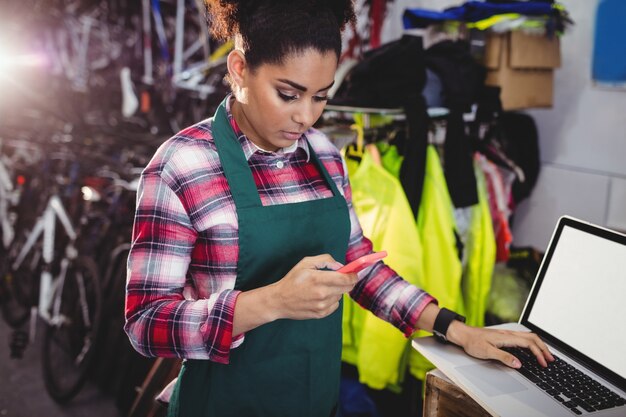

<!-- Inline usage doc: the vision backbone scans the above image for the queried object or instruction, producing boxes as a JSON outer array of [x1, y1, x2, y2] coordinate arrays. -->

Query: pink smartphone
[[338, 251, 388, 274]]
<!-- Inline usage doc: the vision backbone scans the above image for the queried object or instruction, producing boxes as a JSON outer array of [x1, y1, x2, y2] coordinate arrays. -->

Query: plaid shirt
[[125, 97, 435, 364]]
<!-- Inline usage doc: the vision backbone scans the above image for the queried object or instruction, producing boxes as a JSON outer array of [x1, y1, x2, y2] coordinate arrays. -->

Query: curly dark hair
[[205, 0, 356, 70]]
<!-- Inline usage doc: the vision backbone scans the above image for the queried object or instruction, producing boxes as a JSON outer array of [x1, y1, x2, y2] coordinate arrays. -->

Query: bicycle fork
[[13, 196, 77, 341]]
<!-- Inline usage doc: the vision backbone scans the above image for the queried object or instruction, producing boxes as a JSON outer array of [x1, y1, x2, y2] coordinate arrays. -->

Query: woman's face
[[231, 48, 337, 152]]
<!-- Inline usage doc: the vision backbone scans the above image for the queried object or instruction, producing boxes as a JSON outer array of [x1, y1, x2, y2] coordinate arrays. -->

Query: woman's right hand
[[270, 254, 359, 320], [232, 254, 358, 336]]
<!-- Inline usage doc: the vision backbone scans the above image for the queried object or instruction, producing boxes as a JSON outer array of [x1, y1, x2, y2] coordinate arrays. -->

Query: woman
[[124, 1, 553, 416]]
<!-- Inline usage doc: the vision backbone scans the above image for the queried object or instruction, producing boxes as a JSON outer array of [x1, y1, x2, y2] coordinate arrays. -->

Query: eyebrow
[[277, 78, 335, 93]]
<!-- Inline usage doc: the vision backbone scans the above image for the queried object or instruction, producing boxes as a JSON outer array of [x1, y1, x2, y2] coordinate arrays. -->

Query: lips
[[281, 131, 303, 141]]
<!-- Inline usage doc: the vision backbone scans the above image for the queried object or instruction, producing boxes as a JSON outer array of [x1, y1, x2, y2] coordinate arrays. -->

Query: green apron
[[167, 99, 351, 417]]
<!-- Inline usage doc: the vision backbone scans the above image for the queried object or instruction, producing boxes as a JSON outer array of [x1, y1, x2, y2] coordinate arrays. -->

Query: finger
[[529, 333, 555, 364], [301, 254, 343, 271], [488, 345, 521, 369], [530, 334, 554, 362], [523, 342, 548, 368], [512, 332, 554, 367], [323, 300, 341, 317], [313, 300, 341, 318], [333, 272, 359, 289], [315, 270, 359, 290]]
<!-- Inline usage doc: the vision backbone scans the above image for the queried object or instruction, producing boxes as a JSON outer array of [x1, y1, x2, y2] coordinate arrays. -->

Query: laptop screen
[[521, 217, 626, 391]]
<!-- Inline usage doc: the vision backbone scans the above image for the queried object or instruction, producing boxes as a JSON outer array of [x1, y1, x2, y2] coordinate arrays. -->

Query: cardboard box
[[484, 31, 561, 110]]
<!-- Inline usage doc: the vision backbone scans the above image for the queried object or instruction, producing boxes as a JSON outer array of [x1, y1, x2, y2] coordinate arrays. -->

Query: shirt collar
[[225, 95, 311, 162]]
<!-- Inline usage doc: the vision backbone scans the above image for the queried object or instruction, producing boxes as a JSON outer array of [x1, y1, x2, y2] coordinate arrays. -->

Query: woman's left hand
[[446, 321, 555, 369]]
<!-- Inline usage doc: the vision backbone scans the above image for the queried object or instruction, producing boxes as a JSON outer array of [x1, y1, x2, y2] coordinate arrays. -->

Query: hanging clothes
[[477, 154, 514, 262], [424, 40, 485, 208], [408, 145, 464, 380], [497, 112, 541, 207], [377, 141, 403, 179], [461, 160, 496, 328], [407, 147, 496, 379], [343, 141, 496, 385], [329, 35, 429, 218], [403, 1, 565, 31], [400, 96, 430, 219], [368, 0, 387, 49], [343, 148, 424, 390]]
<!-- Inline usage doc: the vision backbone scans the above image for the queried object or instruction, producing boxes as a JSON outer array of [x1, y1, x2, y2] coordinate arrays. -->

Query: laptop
[[413, 216, 626, 416]]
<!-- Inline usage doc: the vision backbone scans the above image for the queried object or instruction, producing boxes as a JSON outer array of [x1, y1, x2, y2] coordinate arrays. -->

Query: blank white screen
[[527, 225, 626, 378]]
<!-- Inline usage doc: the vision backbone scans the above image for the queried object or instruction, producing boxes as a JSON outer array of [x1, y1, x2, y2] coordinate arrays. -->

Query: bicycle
[[0, 147, 103, 403], [0, 136, 43, 251], [0, 0, 222, 407], [0, 153, 20, 251]]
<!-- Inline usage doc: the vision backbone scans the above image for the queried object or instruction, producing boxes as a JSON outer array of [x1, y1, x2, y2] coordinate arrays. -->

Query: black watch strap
[[433, 307, 466, 344]]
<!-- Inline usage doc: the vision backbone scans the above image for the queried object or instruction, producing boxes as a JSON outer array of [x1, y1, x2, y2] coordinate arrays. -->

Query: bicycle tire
[[42, 256, 102, 404], [97, 231, 131, 298], [0, 235, 41, 328]]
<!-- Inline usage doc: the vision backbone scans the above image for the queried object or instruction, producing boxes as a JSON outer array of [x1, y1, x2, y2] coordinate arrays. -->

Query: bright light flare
[[0, 53, 47, 69], [0, 37, 47, 77]]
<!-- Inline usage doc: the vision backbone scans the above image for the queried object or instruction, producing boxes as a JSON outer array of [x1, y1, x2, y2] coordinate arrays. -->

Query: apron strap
[[306, 137, 343, 199], [212, 99, 263, 209], [211, 97, 343, 209]]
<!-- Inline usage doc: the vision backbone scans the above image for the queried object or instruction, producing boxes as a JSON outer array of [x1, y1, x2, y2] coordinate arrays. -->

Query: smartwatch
[[432, 307, 466, 344]]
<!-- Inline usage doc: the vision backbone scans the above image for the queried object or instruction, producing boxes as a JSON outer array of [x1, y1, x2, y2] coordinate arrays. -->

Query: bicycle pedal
[[9, 330, 29, 359]]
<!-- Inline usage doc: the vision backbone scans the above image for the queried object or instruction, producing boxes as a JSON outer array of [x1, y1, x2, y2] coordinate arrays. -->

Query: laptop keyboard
[[503, 347, 626, 415]]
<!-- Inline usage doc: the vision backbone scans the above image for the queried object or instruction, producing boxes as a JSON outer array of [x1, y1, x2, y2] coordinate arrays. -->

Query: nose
[[292, 100, 317, 128]]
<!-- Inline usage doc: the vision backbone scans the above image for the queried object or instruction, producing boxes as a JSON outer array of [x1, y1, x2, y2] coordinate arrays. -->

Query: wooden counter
[[423, 369, 492, 417]]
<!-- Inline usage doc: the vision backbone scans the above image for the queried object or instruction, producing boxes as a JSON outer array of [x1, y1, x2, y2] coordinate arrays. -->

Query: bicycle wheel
[[0, 235, 41, 328], [42, 256, 102, 403]]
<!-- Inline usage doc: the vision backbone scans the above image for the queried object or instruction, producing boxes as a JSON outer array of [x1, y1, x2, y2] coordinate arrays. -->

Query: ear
[[227, 49, 247, 90]]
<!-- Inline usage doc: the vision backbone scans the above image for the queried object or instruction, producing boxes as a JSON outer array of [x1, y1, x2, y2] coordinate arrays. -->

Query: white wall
[[513, 0, 626, 249], [380, 0, 626, 250]]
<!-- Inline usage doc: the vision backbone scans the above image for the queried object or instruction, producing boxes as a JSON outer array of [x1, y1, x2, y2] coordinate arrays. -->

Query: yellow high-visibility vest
[[343, 149, 424, 390], [343, 145, 495, 388]]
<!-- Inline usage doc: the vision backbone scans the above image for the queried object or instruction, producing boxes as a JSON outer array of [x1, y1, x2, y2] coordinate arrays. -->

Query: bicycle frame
[[143, 0, 215, 96], [11, 194, 78, 327], [44, 6, 122, 92], [173, 0, 210, 79], [142, 0, 154, 85], [0, 158, 16, 249], [0, 138, 42, 249]]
